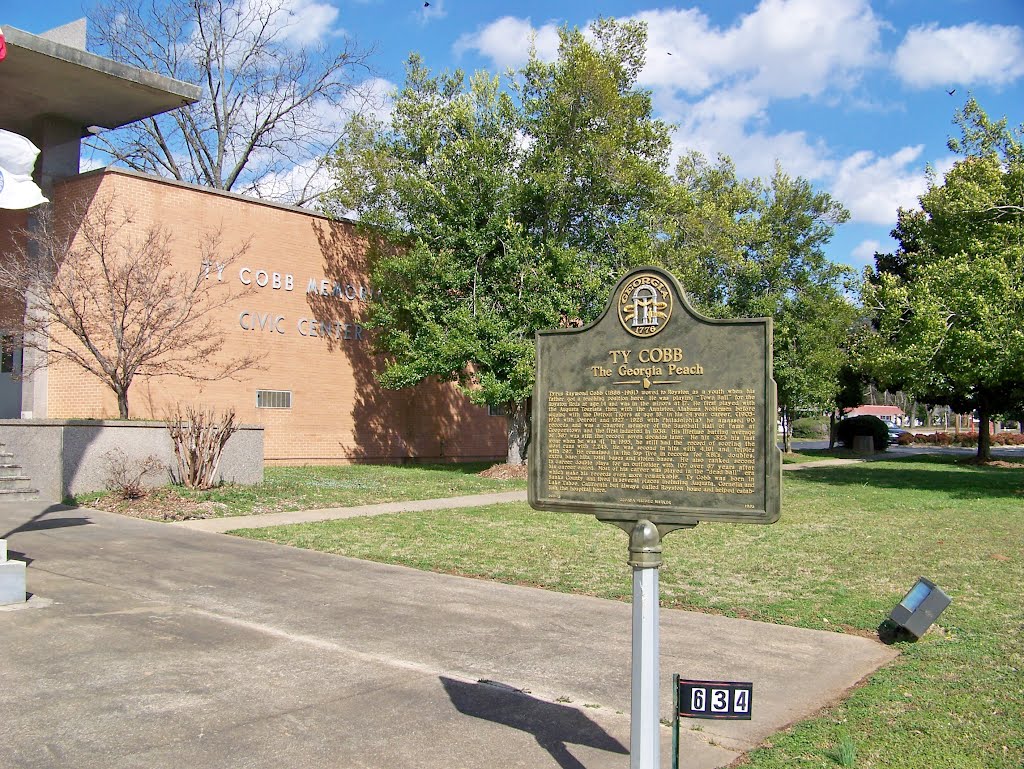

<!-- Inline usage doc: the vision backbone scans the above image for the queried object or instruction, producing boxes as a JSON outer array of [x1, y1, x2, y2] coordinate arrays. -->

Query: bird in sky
[[947, 88, 956, 95]]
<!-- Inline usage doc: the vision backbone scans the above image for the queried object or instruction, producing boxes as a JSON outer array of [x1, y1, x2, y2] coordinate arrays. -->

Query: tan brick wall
[[44, 170, 508, 464]]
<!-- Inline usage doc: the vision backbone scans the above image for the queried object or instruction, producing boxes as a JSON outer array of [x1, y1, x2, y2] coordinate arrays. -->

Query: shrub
[[897, 431, 915, 445], [792, 417, 829, 439], [909, 430, 1024, 447], [166, 405, 238, 490], [836, 415, 888, 450], [102, 449, 166, 500]]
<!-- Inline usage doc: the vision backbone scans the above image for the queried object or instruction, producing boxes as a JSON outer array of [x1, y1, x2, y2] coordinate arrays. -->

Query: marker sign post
[[529, 266, 781, 769]]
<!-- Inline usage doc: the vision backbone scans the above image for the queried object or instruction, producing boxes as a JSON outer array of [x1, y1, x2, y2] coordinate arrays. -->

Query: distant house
[[844, 405, 907, 426]]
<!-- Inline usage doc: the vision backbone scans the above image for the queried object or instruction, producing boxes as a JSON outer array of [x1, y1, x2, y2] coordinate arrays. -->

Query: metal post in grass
[[529, 266, 782, 768]]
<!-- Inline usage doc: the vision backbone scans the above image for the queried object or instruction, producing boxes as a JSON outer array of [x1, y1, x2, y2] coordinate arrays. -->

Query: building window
[[1, 335, 16, 374], [488, 404, 506, 417], [256, 389, 292, 409]]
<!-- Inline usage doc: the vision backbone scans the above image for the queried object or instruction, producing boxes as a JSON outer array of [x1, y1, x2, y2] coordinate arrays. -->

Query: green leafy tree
[[831, 360, 870, 448], [860, 98, 1024, 461], [324, 20, 670, 463], [659, 154, 853, 452]]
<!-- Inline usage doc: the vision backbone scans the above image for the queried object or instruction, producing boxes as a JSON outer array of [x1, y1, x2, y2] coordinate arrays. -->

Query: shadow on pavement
[[441, 677, 628, 769], [2, 504, 93, 554]]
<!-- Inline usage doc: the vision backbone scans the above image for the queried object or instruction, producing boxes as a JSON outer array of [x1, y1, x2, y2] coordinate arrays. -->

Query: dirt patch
[[80, 488, 228, 521], [478, 462, 529, 481], [956, 456, 1024, 468]]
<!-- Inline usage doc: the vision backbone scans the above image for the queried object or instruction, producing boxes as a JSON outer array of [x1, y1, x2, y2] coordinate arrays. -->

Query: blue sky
[[6, 0, 1024, 270]]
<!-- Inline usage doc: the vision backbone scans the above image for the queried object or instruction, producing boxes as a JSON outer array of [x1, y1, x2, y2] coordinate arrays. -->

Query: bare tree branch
[[0, 200, 260, 418], [86, 0, 378, 206]]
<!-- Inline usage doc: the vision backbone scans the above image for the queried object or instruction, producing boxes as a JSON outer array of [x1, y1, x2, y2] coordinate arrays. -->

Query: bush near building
[[836, 415, 888, 451], [791, 417, 829, 439]]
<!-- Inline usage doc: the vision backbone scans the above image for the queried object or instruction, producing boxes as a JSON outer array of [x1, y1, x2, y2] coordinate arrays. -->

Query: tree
[[860, 98, 1024, 461], [773, 289, 858, 452], [88, 0, 374, 205], [831, 361, 869, 448], [659, 153, 853, 452], [0, 199, 258, 418], [325, 20, 671, 464]]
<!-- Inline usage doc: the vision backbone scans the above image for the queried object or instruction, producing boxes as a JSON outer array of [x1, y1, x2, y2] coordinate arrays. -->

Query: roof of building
[[65, 166, 358, 227], [844, 405, 906, 417], [0, 25, 201, 138]]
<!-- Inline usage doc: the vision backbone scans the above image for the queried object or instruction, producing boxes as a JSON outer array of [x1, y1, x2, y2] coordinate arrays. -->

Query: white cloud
[[894, 22, 1024, 89], [830, 145, 928, 225], [234, 0, 343, 47], [249, 157, 331, 205], [419, 0, 447, 25], [632, 7, 723, 94], [340, 77, 396, 125], [852, 239, 882, 262], [652, 80, 833, 182], [454, 1, 885, 187], [454, 16, 561, 70], [635, 0, 884, 190], [635, 0, 882, 99]]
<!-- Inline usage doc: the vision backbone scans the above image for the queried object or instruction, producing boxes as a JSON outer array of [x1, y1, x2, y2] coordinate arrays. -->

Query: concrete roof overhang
[[0, 26, 202, 138]]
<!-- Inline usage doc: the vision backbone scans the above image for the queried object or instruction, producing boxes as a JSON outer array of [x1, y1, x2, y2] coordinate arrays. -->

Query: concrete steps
[[0, 445, 39, 500]]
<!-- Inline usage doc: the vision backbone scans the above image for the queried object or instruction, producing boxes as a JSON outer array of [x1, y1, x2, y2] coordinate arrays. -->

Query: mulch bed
[[478, 463, 529, 481], [80, 488, 227, 521]]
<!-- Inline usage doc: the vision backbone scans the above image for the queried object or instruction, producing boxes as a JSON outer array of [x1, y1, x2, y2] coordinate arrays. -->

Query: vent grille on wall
[[256, 389, 292, 409]]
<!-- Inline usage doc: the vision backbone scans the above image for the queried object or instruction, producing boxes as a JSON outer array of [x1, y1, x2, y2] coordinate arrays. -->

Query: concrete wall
[[0, 419, 263, 500]]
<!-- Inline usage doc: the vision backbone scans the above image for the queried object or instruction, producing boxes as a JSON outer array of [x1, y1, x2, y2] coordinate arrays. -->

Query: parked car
[[887, 427, 910, 445]]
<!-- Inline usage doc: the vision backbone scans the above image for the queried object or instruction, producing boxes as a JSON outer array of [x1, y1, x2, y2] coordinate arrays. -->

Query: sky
[[5, 0, 1024, 270]]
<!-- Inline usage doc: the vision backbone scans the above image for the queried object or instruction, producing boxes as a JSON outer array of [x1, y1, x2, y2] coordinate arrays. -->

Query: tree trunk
[[828, 410, 837, 449], [116, 388, 129, 419], [506, 399, 530, 466], [977, 406, 992, 462]]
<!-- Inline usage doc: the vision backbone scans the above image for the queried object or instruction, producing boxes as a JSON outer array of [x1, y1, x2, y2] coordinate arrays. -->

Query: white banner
[[0, 129, 49, 210]]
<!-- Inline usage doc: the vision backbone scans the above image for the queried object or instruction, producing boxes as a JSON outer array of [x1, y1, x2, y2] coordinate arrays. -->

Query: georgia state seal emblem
[[618, 272, 672, 337]]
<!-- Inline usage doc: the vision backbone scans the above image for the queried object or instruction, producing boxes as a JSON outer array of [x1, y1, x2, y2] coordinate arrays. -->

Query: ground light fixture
[[888, 577, 951, 639]]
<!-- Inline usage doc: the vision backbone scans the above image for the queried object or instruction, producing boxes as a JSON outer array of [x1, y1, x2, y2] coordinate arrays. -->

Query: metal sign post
[[622, 519, 694, 769], [629, 520, 662, 769]]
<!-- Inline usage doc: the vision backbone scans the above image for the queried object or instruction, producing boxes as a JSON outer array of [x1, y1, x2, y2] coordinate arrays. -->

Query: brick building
[[0, 23, 506, 465]]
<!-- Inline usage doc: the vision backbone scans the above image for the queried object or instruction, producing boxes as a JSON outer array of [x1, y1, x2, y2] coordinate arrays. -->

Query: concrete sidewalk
[[174, 489, 529, 533], [173, 455, 885, 534], [0, 501, 897, 769]]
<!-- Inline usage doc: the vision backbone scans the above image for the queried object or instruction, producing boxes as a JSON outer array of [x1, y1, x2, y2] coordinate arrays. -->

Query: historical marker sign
[[529, 266, 781, 527]]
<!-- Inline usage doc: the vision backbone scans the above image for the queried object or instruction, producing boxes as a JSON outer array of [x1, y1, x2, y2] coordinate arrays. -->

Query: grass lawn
[[73, 462, 526, 519], [235, 455, 1024, 768]]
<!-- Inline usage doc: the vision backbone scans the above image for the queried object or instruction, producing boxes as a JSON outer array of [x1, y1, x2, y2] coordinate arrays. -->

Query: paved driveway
[[0, 501, 896, 769]]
